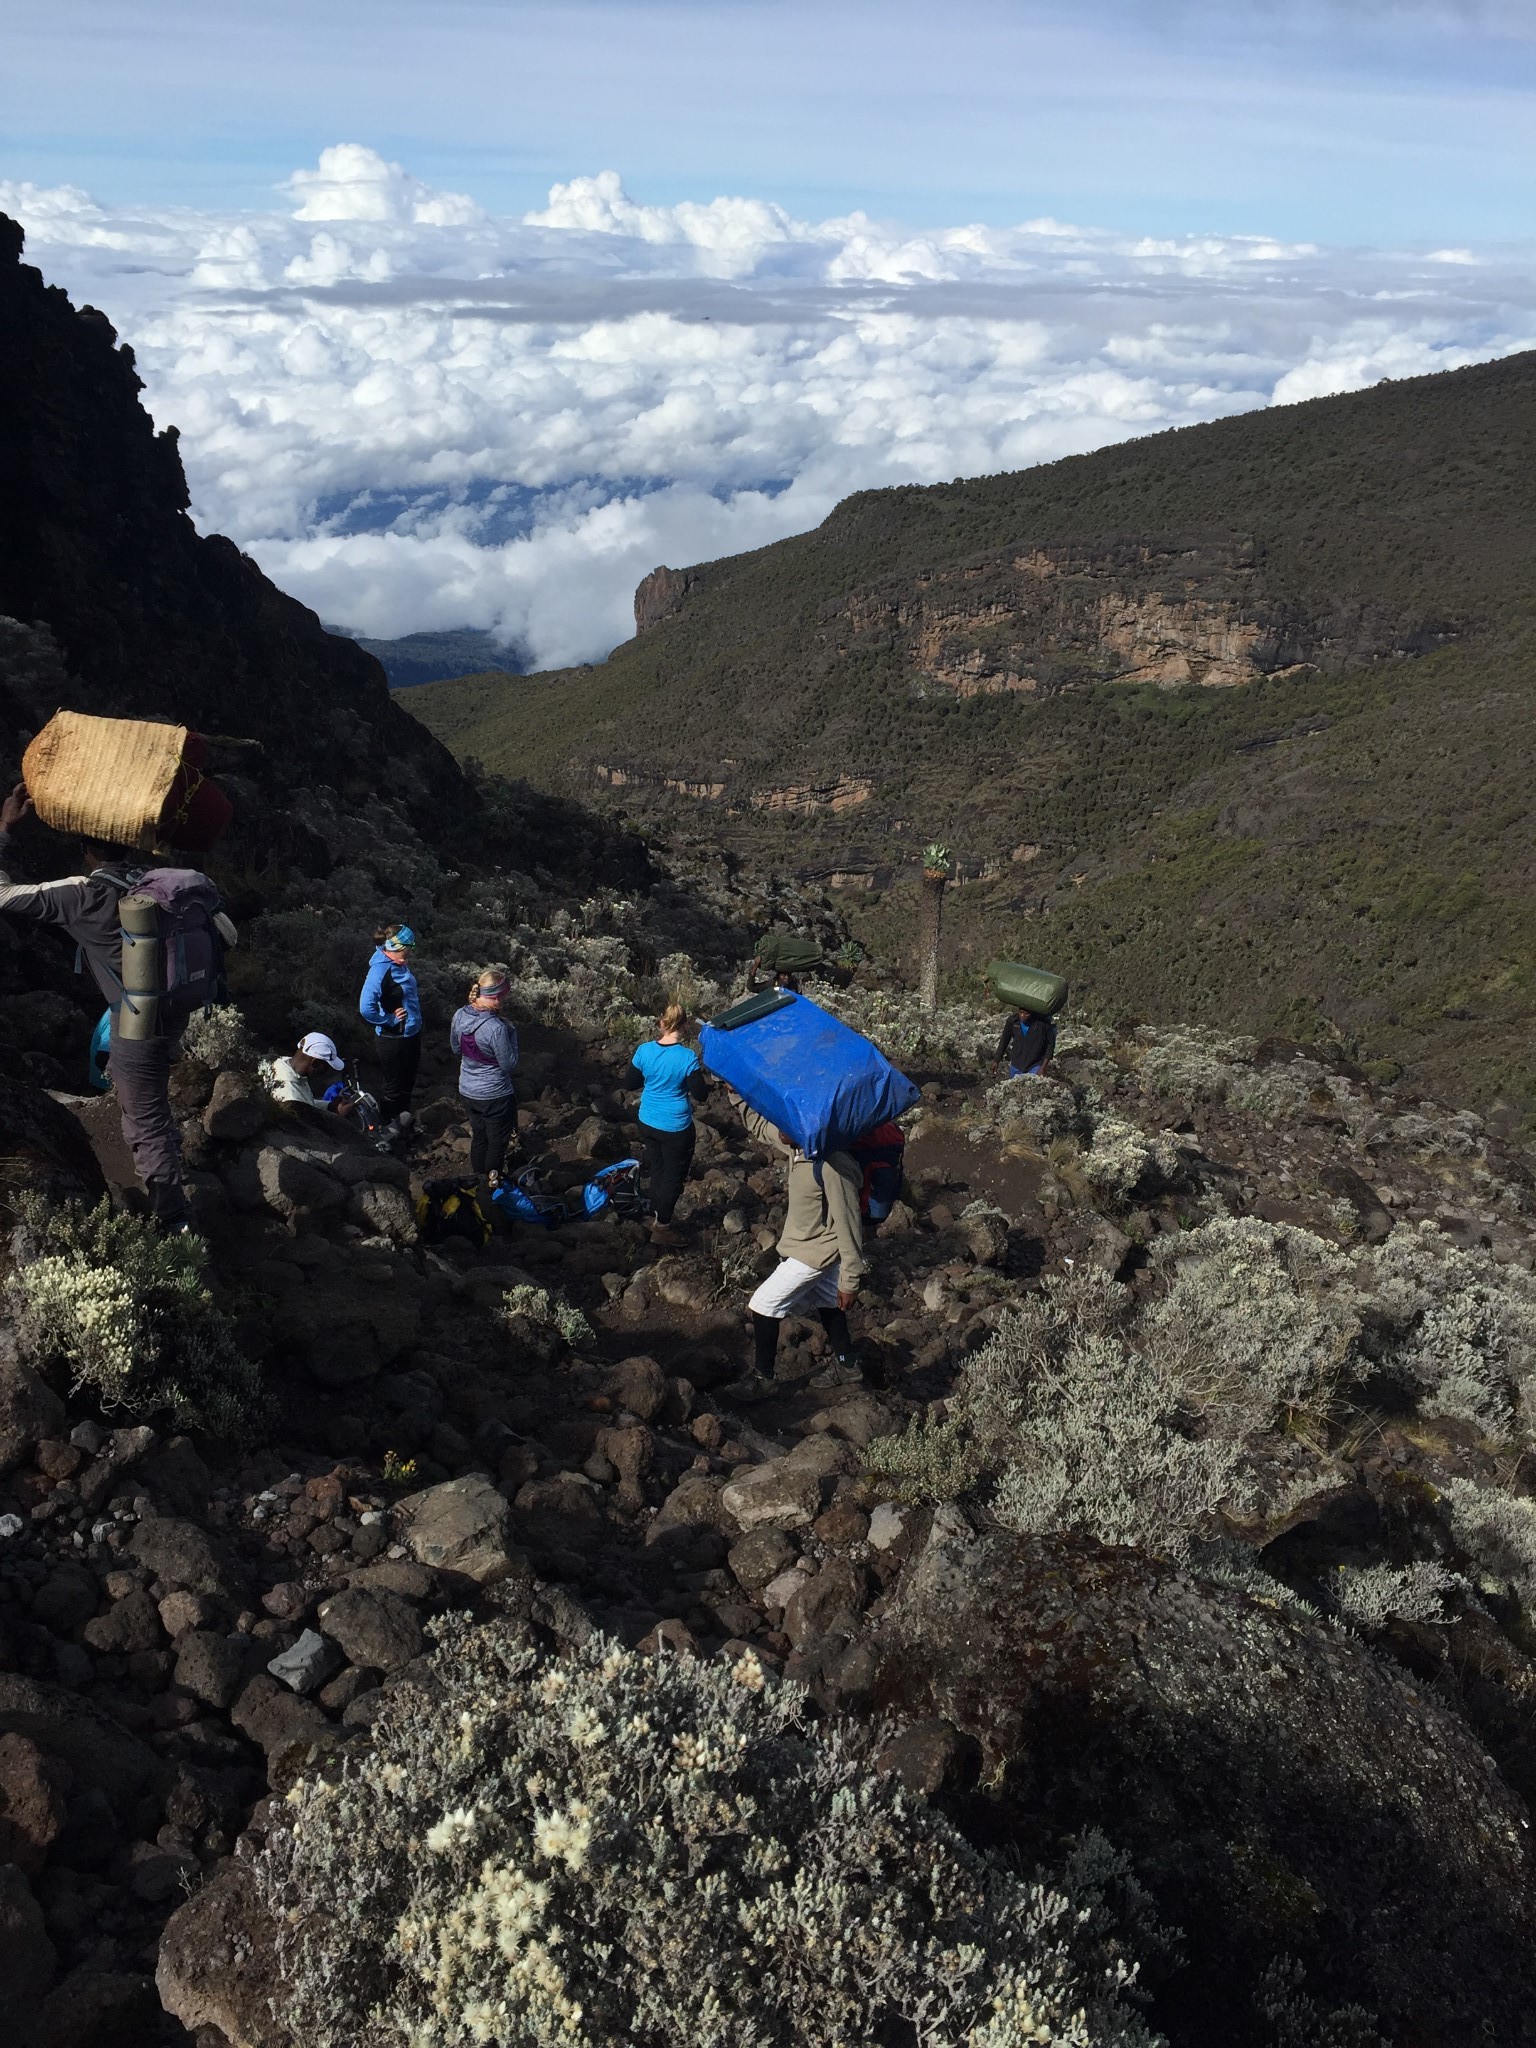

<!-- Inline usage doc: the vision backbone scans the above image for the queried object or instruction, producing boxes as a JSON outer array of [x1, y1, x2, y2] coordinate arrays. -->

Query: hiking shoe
[[716, 1372, 776, 1406], [809, 1356, 863, 1390], [649, 1221, 685, 1248]]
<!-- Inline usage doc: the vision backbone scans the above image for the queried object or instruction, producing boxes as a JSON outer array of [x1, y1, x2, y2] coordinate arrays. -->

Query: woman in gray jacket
[[450, 965, 519, 1186]]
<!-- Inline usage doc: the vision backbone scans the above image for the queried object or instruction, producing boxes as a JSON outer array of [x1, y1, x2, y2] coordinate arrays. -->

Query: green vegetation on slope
[[409, 351, 1536, 1117]]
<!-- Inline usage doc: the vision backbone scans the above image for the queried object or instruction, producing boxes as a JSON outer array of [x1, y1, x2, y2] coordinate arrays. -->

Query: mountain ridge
[[410, 348, 1536, 1118]]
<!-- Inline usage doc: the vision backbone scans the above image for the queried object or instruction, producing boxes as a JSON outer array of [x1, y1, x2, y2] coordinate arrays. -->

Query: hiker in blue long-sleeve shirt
[[360, 922, 422, 1133]]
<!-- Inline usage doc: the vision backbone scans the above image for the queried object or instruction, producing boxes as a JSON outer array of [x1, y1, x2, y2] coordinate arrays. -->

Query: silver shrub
[[1330, 1562, 1466, 1633], [259, 1620, 1161, 2048], [1439, 1480, 1536, 1606], [1142, 1217, 1361, 1436], [179, 1001, 257, 1071]]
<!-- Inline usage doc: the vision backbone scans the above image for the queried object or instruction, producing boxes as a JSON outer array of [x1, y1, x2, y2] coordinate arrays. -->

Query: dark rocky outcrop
[[872, 1522, 1536, 2047], [633, 564, 696, 634], [0, 213, 467, 839]]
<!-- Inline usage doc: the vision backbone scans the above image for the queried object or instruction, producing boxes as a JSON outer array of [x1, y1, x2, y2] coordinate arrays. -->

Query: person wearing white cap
[[269, 1031, 349, 1109]]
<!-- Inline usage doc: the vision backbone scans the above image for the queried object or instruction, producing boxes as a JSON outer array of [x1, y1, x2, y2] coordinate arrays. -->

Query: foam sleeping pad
[[700, 993, 919, 1159]]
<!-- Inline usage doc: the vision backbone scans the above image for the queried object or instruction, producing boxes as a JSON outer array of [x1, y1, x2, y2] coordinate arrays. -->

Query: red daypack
[[850, 1120, 906, 1221]]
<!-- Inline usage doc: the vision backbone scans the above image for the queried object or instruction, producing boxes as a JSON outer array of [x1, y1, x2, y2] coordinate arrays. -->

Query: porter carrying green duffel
[[985, 960, 1069, 1016]]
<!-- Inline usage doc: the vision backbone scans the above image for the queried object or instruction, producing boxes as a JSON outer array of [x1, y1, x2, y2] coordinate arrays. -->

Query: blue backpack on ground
[[700, 991, 919, 1160], [492, 1168, 568, 1230], [582, 1159, 644, 1218]]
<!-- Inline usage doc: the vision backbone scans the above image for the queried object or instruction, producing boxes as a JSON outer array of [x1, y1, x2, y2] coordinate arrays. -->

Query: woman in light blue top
[[625, 1002, 706, 1244]]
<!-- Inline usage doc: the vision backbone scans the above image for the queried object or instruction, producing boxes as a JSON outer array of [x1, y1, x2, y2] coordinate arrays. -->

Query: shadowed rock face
[[0, 212, 466, 836], [872, 1525, 1536, 2048]]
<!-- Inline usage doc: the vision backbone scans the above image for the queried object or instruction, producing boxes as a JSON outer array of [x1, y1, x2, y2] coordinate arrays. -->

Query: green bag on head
[[985, 960, 1069, 1016]]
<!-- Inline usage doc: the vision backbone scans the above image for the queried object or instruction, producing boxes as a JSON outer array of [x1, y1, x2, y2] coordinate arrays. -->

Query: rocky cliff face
[[0, 214, 466, 843]]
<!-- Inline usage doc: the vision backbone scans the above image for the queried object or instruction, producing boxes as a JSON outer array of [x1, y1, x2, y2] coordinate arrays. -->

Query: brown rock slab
[[127, 1516, 243, 1600], [603, 1354, 666, 1421], [0, 1348, 66, 1477], [81, 1589, 162, 1655], [721, 1458, 821, 1533], [0, 1862, 56, 2041], [395, 1475, 517, 1584], [315, 1587, 422, 1673], [173, 1630, 250, 1710], [0, 1730, 69, 1876], [157, 1859, 288, 2048]]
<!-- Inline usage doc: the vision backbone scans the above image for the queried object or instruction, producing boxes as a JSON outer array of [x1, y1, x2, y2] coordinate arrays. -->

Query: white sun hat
[[298, 1031, 345, 1071]]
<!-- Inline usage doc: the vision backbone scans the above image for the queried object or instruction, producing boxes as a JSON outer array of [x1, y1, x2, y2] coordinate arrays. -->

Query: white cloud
[[3, 148, 1533, 670]]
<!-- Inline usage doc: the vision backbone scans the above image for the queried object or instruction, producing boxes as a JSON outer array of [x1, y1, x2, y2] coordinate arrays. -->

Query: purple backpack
[[106, 867, 230, 1030]]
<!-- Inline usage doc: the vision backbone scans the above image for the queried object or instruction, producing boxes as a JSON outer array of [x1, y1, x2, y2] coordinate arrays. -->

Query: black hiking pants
[[641, 1121, 695, 1225], [108, 1033, 187, 1225], [375, 1032, 421, 1123], [463, 1091, 517, 1179]]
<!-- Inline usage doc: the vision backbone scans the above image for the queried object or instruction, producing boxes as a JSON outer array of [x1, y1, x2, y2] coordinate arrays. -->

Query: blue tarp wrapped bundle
[[699, 991, 919, 1158]]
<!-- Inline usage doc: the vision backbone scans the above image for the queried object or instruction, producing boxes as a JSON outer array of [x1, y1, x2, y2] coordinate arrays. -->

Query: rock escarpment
[[0, 213, 465, 838]]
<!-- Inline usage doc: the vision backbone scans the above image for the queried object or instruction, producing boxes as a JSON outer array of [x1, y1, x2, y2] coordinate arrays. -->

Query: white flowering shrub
[[1131, 1026, 1258, 1103], [260, 1620, 1160, 2048], [1358, 1223, 1536, 1438], [816, 983, 999, 1068], [1141, 1218, 1362, 1435], [980, 1075, 1087, 1151], [7, 1197, 266, 1436], [179, 1002, 258, 1071], [1078, 1115, 1189, 1202]]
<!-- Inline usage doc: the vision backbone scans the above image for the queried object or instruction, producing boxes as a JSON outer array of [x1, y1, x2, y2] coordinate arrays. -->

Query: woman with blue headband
[[360, 921, 422, 1136]]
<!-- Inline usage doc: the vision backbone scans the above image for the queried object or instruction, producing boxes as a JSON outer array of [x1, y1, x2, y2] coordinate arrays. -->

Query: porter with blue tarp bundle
[[701, 990, 919, 1391]]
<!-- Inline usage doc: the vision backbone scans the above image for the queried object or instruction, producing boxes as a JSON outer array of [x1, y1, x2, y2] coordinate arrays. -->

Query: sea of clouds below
[[3, 143, 1534, 673]]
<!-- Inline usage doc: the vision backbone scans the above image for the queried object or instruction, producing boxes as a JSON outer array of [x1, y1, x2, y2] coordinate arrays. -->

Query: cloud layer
[[4, 146, 1533, 670]]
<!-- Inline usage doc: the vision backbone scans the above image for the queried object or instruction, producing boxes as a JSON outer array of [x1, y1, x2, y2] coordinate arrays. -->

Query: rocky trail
[[7, 983, 1536, 2044]]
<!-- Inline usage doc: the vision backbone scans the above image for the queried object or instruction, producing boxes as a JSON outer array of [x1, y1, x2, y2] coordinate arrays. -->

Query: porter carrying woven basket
[[21, 711, 232, 853]]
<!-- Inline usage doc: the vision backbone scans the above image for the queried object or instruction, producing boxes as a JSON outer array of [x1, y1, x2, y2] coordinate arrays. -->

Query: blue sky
[[2, 2, 1533, 662], [5, 0, 1535, 241]]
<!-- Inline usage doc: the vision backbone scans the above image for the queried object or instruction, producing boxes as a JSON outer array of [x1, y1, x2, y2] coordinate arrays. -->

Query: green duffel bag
[[753, 930, 823, 975], [985, 960, 1069, 1015]]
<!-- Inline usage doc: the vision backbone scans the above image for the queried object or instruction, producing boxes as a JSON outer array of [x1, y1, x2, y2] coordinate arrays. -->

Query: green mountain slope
[[409, 352, 1536, 1116]]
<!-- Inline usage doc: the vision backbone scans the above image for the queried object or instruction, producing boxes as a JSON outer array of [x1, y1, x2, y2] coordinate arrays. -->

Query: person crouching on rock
[[736, 1099, 866, 1391], [626, 1001, 707, 1248], [998, 1005, 1056, 1078], [451, 966, 519, 1188], [269, 1031, 352, 1113], [360, 922, 422, 1138], [0, 782, 190, 1229]]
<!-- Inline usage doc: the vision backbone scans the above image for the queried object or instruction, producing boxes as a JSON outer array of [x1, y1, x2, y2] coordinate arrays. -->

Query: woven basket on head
[[22, 711, 192, 852]]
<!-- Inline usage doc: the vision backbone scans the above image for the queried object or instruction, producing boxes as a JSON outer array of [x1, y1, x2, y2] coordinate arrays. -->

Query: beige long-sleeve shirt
[[740, 1106, 867, 1292]]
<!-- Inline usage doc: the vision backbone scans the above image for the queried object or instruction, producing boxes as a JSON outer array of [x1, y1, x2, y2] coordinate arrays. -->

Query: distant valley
[[409, 352, 1536, 1120]]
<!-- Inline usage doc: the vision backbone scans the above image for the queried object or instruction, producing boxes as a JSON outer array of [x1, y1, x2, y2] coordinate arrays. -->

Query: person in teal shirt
[[625, 1002, 707, 1246]]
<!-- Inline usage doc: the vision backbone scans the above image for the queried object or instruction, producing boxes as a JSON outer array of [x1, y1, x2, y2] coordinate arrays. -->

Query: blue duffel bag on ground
[[699, 990, 919, 1159]]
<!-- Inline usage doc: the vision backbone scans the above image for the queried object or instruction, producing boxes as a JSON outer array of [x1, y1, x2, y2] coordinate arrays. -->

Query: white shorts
[[749, 1257, 840, 1320]]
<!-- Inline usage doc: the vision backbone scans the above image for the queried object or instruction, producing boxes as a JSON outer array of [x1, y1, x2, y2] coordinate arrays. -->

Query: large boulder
[[0, 1336, 66, 1476], [0, 1674, 163, 1819], [157, 1860, 288, 2048], [315, 1587, 422, 1673], [871, 1524, 1536, 2045], [0, 1729, 69, 1875], [395, 1476, 518, 1585], [127, 1515, 245, 1601], [0, 1862, 56, 2041], [255, 1142, 347, 1228]]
